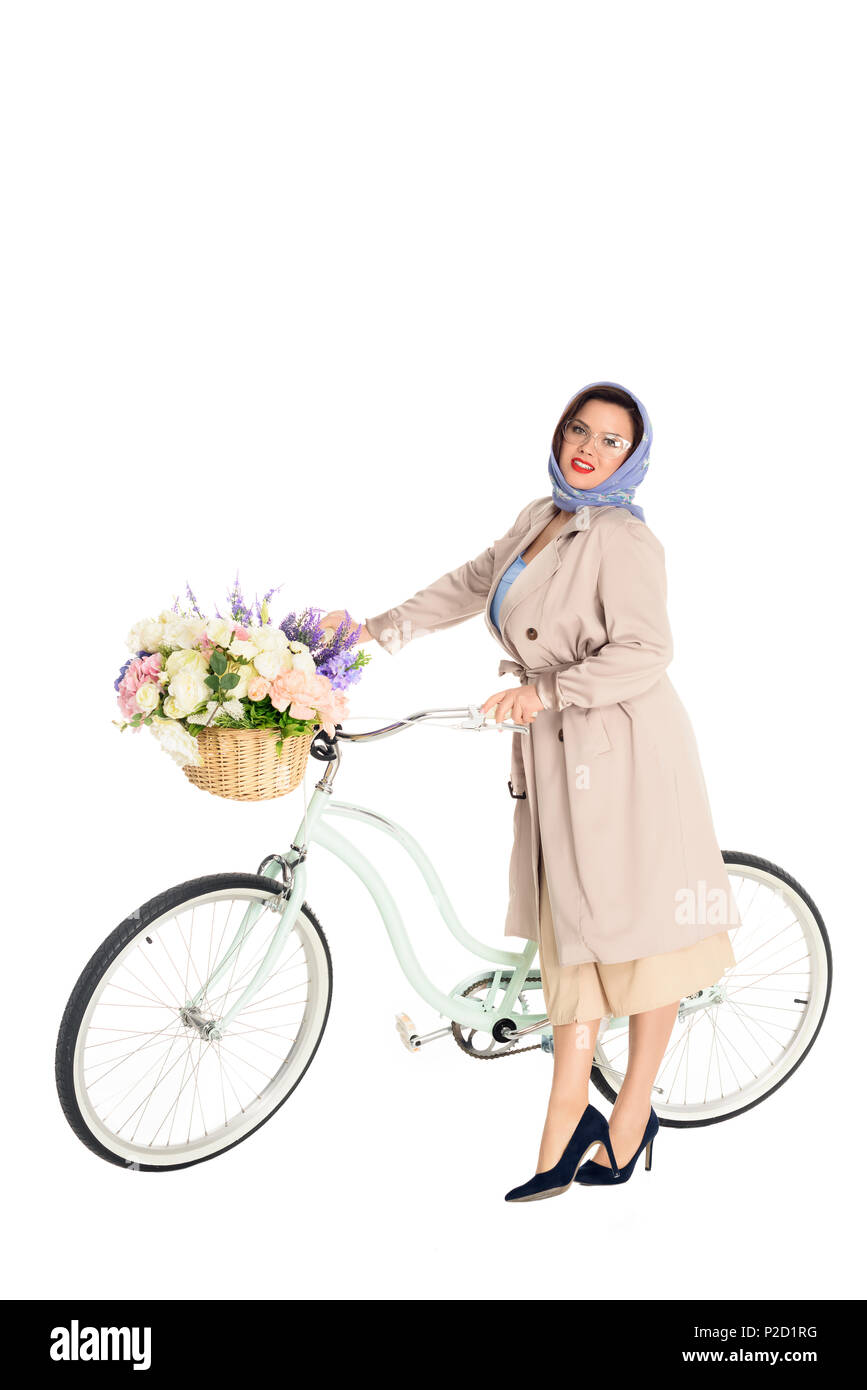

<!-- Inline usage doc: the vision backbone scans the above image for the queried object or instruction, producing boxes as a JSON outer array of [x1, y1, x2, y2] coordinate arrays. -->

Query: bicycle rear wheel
[[56, 873, 332, 1170], [590, 853, 832, 1126]]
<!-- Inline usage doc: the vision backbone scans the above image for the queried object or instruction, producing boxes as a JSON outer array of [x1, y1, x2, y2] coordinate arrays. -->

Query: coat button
[[526, 627, 538, 640], [558, 728, 564, 742]]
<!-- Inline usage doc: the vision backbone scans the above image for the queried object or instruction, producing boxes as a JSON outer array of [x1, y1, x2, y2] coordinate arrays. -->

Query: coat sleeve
[[364, 499, 537, 654], [533, 519, 674, 711]]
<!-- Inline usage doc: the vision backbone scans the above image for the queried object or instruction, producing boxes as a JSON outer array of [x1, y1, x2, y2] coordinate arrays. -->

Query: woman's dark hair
[[551, 385, 643, 461]]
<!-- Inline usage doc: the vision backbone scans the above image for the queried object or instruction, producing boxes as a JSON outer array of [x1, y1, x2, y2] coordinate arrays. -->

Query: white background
[[4, 1, 865, 1301]]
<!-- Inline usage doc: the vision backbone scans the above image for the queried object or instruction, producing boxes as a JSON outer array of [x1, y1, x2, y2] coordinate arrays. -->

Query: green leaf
[[222, 672, 240, 689], [205, 674, 220, 691], [210, 651, 228, 676]]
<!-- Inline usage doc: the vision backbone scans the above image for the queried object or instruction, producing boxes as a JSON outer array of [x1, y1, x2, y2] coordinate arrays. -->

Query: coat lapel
[[484, 501, 591, 653], [484, 501, 553, 645]]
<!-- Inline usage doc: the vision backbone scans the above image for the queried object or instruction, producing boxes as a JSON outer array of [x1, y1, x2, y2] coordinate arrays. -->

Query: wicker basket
[[183, 726, 315, 801]]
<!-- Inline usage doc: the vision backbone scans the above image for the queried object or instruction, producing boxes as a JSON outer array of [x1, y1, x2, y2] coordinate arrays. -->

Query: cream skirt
[[538, 849, 737, 1025]]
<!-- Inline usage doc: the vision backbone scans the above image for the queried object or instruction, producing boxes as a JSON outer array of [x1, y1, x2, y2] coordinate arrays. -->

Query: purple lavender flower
[[316, 648, 365, 690], [185, 583, 205, 619], [280, 605, 363, 667], [226, 572, 252, 625]]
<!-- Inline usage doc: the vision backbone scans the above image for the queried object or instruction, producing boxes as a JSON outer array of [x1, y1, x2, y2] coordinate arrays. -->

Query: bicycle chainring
[[451, 973, 545, 1060]]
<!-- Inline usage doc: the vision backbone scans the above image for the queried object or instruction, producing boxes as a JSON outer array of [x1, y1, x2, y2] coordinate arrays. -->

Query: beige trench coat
[[364, 495, 739, 966]]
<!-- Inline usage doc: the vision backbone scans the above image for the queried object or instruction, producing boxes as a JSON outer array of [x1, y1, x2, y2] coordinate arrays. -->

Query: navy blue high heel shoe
[[504, 1103, 620, 1202], [574, 1106, 659, 1186]]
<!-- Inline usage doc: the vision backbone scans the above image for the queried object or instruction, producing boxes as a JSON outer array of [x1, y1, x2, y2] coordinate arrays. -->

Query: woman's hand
[[480, 684, 544, 726], [320, 609, 372, 643]]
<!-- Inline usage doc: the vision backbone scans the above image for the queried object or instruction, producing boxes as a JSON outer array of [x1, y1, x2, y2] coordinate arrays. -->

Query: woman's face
[[556, 397, 636, 488]]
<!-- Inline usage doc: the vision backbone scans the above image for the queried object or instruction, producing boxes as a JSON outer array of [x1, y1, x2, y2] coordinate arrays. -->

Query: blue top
[[490, 552, 526, 634]]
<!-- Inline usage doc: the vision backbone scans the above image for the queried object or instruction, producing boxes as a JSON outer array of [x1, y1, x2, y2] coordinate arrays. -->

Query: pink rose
[[247, 676, 271, 701], [288, 699, 318, 720], [312, 688, 350, 736], [116, 653, 166, 721], [269, 668, 315, 713], [140, 653, 164, 682], [117, 687, 139, 720]]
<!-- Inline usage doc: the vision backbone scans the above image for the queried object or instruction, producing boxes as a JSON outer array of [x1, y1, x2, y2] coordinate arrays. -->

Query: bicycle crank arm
[[498, 1016, 551, 1042]]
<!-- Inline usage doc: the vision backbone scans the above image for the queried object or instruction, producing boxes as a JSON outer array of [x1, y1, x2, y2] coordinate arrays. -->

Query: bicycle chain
[[450, 977, 545, 1059]]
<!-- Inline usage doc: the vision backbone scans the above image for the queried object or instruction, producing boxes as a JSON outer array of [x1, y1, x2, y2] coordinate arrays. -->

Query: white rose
[[126, 617, 165, 654], [165, 648, 209, 679], [206, 618, 235, 647], [249, 625, 289, 653], [162, 696, 187, 720], [287, 646, 316, 675], [227, 660, 253, 699], [168, 669, 210, 715], [135, 681, 161, 714], [252, 648, 289, 681], [229, 637, 257, 660], [162, 615, 205, 650], [149, 718, 203, 768]]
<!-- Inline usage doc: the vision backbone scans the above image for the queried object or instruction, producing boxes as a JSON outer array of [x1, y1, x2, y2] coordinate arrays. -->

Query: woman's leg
[[590, 1000, 679, 1169], [535, 849, 609, 1170], [536, 1018, 603, 1172]]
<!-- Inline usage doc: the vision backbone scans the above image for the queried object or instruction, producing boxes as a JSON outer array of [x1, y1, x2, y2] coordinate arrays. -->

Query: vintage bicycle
[[55, 706, 832, 1170]]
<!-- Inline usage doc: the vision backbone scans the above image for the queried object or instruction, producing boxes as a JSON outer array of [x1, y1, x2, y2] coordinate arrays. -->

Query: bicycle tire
[[55, 873, 333, 1171]]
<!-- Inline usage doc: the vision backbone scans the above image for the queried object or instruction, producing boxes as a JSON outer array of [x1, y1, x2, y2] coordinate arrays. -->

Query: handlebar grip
[[309, 725, 342, 762]]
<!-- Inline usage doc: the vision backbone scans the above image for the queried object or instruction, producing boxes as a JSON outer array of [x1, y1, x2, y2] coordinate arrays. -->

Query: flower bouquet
[[114, 577, 370, 800]]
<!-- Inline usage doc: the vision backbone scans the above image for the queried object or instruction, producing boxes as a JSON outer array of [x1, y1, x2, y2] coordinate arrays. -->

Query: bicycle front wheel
[[56, 873, 332, 1170]]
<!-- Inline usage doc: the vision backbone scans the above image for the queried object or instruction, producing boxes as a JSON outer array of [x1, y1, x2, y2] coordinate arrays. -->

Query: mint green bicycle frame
[[187, 708, 549, 1041]]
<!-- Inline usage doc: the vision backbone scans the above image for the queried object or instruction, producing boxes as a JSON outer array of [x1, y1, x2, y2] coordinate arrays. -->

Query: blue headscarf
[[547, 379, 652, 522]]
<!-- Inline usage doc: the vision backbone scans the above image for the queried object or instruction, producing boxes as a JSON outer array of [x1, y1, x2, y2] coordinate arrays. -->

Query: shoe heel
[[645, 1137, 654, 1172]]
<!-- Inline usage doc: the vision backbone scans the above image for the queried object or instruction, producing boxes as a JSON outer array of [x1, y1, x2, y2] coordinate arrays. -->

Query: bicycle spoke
[[69, 885, 329, 1164], [593, 863, 829, 1120]]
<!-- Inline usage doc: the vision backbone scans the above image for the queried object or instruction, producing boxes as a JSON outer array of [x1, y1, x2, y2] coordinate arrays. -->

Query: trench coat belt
[[497, 656, 578, 684], [497, 657, 580, 798]]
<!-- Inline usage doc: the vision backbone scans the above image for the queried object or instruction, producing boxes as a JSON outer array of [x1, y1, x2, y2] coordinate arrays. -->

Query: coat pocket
[[586, 707, 611, 758], [565, 706, 611, 758]]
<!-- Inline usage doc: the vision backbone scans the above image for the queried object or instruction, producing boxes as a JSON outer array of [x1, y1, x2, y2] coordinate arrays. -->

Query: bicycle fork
[[183, 856, 308, 1041]]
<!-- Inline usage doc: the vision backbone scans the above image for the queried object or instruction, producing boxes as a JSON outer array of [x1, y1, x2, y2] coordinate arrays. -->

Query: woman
[[322, 379, 738, 1202]]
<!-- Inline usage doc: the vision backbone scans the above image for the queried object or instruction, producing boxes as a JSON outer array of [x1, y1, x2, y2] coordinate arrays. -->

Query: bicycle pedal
[[395, 1012, 421, 1053]]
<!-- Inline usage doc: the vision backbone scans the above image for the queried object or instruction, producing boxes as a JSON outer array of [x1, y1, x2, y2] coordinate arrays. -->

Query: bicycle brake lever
[[457, 704, 530, 734]]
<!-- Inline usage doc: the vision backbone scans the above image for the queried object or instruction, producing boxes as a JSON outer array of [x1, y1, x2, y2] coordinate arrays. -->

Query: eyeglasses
[[561, 418, 633, 458]]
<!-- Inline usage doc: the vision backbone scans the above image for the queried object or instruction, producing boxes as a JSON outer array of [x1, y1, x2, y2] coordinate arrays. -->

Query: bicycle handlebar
[[332, 705, 532, 744]]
